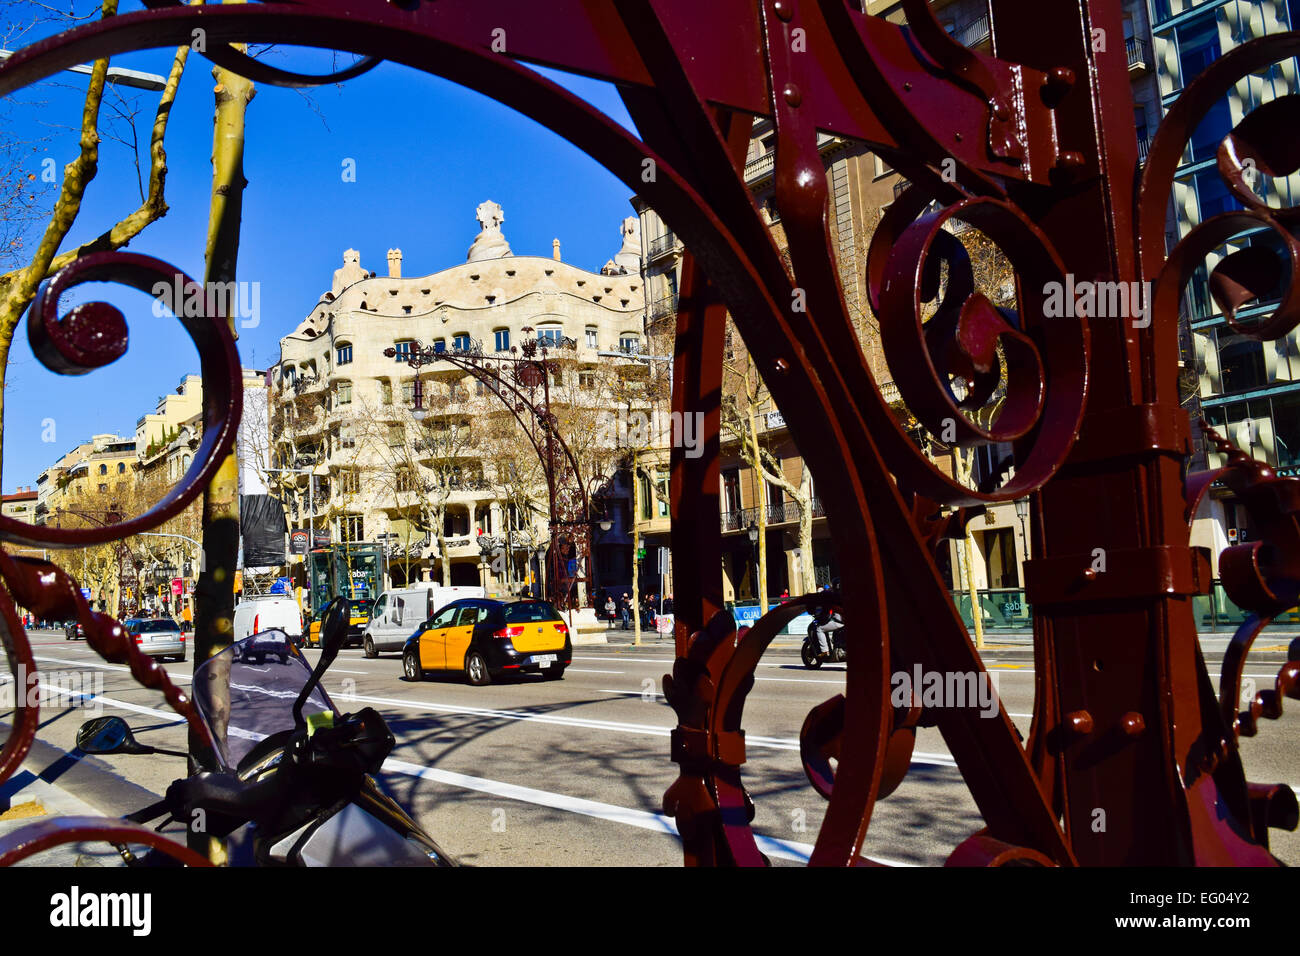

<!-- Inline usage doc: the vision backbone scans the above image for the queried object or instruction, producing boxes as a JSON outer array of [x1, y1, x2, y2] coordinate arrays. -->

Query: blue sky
[[2, 4, 640, 490]]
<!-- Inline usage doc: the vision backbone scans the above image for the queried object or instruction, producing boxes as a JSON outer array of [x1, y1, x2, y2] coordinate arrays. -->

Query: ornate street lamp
[[1014, 497, 1030, 561], [747, 521, 759, 600]]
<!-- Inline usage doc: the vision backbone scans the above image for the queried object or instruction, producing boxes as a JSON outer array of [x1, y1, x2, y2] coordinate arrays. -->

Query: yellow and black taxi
[[307, 598, 372, 649], [401, 598, 571, 686]]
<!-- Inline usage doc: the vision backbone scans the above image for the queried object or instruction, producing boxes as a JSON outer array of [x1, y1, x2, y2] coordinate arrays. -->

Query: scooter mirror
[[77, 716, 135, 755], [319, 596, 349, 658], [292, 597, 349, 730]]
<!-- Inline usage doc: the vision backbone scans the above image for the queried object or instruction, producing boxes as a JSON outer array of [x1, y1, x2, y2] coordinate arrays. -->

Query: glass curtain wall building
[[1150, 0, 1300, 551]]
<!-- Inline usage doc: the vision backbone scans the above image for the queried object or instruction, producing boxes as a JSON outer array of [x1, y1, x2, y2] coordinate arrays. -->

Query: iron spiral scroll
[[0, 0, 1294, 867], [0, 253, 241, 865]]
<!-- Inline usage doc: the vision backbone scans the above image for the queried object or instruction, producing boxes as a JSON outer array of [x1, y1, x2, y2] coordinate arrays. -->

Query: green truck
[[305, 543, 386, 647]]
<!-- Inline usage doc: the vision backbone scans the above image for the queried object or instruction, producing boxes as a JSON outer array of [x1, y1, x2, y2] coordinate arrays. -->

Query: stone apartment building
[[270, 200, 646, 593]]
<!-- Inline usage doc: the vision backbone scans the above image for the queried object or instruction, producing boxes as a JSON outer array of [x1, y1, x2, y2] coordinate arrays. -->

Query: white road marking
[[378, 755, 909, 866], [330, 669, 370, 675], [34, 683, 186, 724], [567, 668, 625, 674], [754, 676, 844, 684], [29, 654, 192, 683], [349, 691, 805, 752]]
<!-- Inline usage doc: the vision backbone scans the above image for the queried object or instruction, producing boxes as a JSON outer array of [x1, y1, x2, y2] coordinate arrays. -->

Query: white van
[[363, 584, 485, 657], [233, 596, 304, 646]]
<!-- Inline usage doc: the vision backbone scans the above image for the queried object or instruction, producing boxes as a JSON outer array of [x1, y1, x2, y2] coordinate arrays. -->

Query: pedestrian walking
[[620, 592, 631, 630], [605, 595, 616, 623]]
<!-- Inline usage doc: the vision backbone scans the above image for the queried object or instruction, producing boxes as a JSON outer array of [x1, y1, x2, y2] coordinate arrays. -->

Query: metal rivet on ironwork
[[955, 132, 963, 142], [1056, 151, 1085, 169], [773, 0, 794, 21], [903, 81, 912, 91], [1046, 67, 1076, 89], [774, 358, 790, 373], [1065, 710, 1094, 735], [1120, 712, 1145, 736], [1082, 566, 1097, 581], [783, 83, 802, 107]]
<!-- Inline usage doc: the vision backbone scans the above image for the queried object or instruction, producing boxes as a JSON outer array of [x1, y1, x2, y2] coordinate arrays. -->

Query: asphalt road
[[3, 629, 1297, 866]]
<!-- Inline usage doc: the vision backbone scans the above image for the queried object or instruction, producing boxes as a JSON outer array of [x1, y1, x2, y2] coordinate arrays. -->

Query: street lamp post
[[383, 335, 604, 611], [747, 521, 760, 603], [1014, 497, 1030, 561]]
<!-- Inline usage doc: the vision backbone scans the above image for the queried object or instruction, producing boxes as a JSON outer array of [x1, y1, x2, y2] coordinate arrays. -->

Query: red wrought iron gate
[[0, 0, 1297, 866]]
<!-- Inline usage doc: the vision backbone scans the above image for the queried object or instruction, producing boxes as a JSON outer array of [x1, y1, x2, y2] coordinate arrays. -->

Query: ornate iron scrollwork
[[0, 0, 1295, 867]]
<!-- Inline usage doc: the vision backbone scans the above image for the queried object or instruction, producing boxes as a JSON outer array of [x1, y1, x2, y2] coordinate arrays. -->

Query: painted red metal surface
[[0, 252, 240, 863], [0, 0, 1294, 867]]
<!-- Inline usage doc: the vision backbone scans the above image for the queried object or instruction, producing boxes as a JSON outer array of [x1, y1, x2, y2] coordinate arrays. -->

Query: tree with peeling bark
[[188, 22, 256, 862]]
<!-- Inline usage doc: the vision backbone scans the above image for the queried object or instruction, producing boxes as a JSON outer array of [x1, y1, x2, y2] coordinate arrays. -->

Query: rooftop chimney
[[387, 248, 402, 278], [552, 238, 561, 261]]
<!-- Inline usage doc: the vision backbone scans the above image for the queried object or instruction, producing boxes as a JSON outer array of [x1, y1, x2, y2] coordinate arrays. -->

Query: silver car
[[124, 618, 187, 662]]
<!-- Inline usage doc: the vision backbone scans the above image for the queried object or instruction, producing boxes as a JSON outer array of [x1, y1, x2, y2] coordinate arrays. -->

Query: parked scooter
[[801, 609, 846, 669], [76, 597, 452, 866]]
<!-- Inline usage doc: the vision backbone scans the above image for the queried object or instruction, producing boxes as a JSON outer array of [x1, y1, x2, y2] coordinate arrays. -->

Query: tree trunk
[[190, 52, 255, 861], [631, 453, 642, 645], [963, 525, 984, 650], [748, 406, 769, 614], [797, 468, 814, 593]]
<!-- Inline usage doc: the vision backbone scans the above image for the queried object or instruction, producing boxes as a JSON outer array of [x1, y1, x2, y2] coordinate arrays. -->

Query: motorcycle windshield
[[191, 629, 337, 771]]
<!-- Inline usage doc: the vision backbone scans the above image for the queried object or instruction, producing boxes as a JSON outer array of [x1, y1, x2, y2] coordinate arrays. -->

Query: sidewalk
[[596, 621, 1296, 660], [0, 730, 164, 868]]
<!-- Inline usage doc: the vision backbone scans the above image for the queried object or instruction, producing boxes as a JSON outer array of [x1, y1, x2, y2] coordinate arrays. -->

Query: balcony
[[952, 14, 989, 49], [1126, 36, 1150, 73], [744, 149, 775, 184], [649, 296, 678, 321], [647, 231, 678, 260], [1137, 133, 1153, 165], [720, 497, 825, 533]]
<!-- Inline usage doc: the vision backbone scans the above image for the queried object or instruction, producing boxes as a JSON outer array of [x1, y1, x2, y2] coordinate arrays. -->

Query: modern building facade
[[1149, 0, 1300, 564]]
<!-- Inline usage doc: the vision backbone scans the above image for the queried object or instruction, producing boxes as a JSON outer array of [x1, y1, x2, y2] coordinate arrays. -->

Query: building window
[[494, 328, 510, 352], [338, 423, 356, 450], [537, 325, 564, 347], [401, 380, 414, 404], [98, 483, 108, 493], [341, 515, 365, 543], [396, 467, 417, 493], [388, 425, 404, 447], [336, 342, 353, 365], [585, 327, 598, 348], [394, 340, 414, 362], [579, 371, 595, 390], [433, 338, 446, 353], [117, 462, 126, 474], [99, 464, 107, 475], [453, 332, 472, 351], [619, 334, 639, 353], [335, 381, 352, 406], [379, 379, 393, 405], [339, 470, 360, 495]]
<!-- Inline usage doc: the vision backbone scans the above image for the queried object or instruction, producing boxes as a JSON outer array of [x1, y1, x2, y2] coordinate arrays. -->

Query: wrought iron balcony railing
[[647, 231, 677, 259], [953, 14, 990, 49], [649, 295, 678, 320], [720, 497, 825, 532], [1126, 35, 1150, 70]]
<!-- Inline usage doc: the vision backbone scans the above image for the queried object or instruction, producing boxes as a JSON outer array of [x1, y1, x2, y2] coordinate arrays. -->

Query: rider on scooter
[[812, 604, 844, 661]]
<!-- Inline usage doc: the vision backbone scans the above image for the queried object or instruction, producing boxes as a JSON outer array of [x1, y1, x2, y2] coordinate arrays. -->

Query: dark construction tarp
[[241, 494, 287, 568]]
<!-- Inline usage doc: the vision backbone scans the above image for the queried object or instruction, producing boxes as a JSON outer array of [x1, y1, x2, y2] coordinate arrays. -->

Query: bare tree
[[0, 0, 189, 478]]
